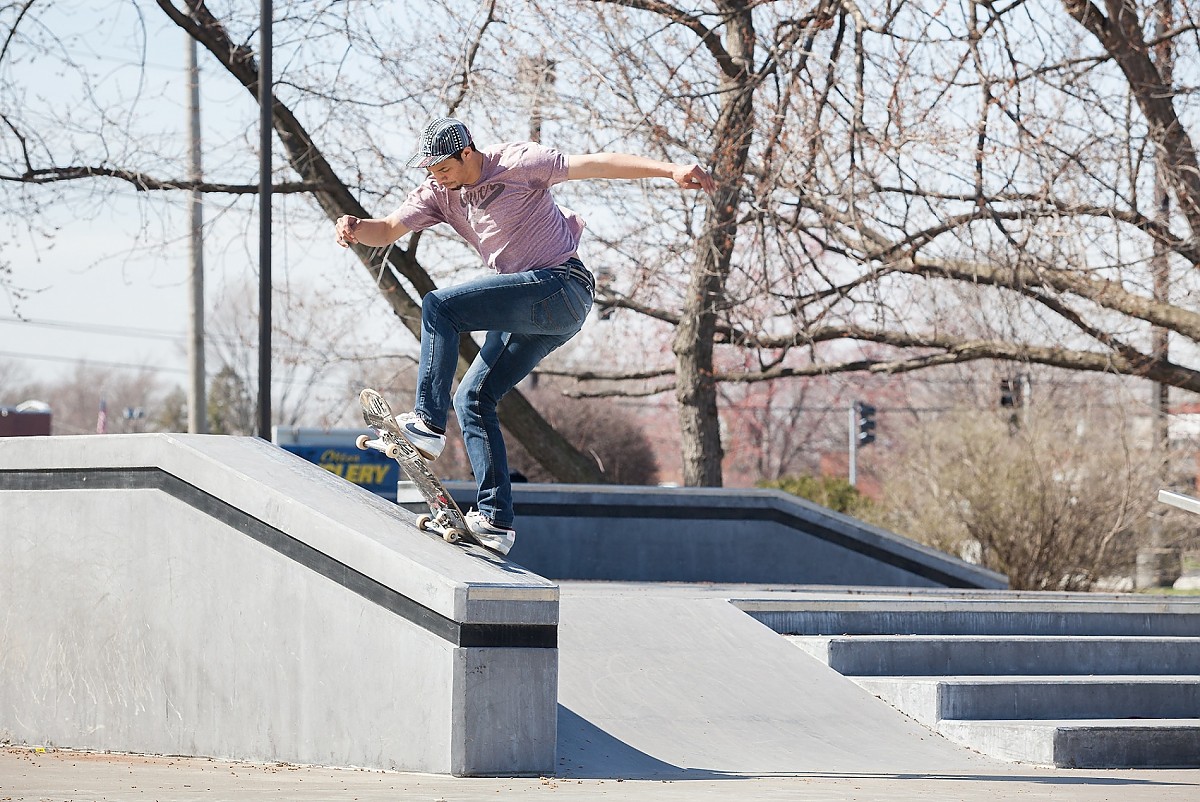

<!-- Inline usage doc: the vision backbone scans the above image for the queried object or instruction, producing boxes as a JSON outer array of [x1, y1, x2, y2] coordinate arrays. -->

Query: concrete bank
[[0, 434, 558, 776]]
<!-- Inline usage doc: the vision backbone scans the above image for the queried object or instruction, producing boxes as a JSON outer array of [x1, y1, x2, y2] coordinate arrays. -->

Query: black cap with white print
[[406, 118, 473, 169]]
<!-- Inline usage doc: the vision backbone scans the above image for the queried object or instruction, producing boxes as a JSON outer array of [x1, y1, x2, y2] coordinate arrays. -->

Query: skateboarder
[[335, 117, 714, 554]]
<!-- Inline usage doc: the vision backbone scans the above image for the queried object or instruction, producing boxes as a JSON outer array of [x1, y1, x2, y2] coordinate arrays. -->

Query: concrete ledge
[[431, 482, 1006, 589], [0, 434, 558, 775]]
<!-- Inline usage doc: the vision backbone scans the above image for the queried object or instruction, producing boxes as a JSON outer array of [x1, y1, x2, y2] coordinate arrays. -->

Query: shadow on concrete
[[798, 773, 1200, 788], [554, 708, 1197, 787], [555, 706, 736, 780]]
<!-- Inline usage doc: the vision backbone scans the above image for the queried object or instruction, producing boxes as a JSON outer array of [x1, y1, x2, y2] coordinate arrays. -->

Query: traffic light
[[1000, 378, 1022, 408], [998, 374, 1027, 408], [856, 401, 877, 447]]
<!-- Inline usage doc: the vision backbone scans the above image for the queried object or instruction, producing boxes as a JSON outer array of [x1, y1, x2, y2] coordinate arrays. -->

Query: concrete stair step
[[754, 594, 1200, 769], [935, 719, 1200, 768], [854, 675, 1200, 726], [789, 635, 1200, 676], [743, 599, 1200, 636]]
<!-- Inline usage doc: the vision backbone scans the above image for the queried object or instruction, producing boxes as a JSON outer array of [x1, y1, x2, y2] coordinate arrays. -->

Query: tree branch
[[587, 0, 738, 77], [151, 0, 607, 483], [0, 1, 38, 67], [445, 0, 497, 115], [0, 165, 322, 193], [1061, 0, 1200, 236], [714, 325, 1200, 393]]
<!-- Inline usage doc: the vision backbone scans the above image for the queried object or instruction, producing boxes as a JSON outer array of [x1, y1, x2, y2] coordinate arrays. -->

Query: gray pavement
[[6, 582, 1200, 800], [3, 747, 1200, 801]]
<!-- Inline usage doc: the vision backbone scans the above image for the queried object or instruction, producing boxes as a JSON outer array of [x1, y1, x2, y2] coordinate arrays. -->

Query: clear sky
[[0, 3, 398, 403]]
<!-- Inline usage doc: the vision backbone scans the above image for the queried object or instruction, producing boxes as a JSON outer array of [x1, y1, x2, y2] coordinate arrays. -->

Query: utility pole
[[257, 0, 273, 440], [848, 405, 857, 487], [518, 55, 556, 143], [517, 55, 554, 391], [1151, 0, 1173, 472], [1139, 0, 1179, 590], [186, 32, 207, 434]]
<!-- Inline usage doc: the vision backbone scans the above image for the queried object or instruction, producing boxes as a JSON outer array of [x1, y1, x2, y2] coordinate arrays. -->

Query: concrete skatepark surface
[[4, 582, 1200, 799], [4, 434, 1200, 798], [555, 584, 993, 778], [2, 743, 1200, 802], [1, 749, 1197, 802]]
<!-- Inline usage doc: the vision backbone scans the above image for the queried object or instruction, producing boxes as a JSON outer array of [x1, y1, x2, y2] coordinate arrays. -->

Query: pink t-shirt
[[393, 142, 586, 274]]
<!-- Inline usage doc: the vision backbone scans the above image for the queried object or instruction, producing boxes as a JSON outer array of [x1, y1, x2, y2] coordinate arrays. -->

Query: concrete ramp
[[0, 434, 558, 776], [555, 584, 1000, 778]]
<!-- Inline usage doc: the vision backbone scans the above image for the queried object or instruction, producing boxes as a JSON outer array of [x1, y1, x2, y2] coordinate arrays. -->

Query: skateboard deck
[[356, 387, 479, 547]]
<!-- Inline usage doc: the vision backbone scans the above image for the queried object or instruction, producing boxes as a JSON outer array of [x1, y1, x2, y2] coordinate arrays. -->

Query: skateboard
[[356, 387, 478, 547]]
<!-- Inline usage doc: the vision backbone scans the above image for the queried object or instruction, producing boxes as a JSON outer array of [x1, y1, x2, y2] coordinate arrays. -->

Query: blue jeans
[[414, 258, 594, 527]]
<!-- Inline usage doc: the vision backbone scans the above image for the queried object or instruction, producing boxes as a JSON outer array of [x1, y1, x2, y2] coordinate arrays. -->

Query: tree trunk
[[673, 0, 756, 486], [1061, 0, 1200, 235]]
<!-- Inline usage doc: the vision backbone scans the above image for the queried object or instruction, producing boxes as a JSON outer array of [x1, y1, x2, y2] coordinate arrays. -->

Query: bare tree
[[525, 0, 1200, 485], [0, 357, 32, 401], [8, 0, 1200, 492], [14, 363, 173, 436], [718, 375, 829, 483], [0, 0, 605, 481], [204, 277, 404, 429], [506, 381, 661, 485]]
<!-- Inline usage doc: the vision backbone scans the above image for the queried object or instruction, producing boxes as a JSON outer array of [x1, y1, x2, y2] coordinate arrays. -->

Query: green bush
[[758, 475, 871, 516]]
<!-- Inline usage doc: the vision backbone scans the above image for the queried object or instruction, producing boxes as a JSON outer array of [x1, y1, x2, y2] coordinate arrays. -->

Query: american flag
[[96, 398, 108, 435]]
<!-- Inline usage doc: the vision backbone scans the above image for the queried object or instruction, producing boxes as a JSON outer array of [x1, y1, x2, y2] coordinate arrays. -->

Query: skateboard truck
[[356, 388, 477, 547]]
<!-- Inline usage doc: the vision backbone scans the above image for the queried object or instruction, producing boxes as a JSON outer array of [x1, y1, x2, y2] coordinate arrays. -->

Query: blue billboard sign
[[280, 441, 399, 499]]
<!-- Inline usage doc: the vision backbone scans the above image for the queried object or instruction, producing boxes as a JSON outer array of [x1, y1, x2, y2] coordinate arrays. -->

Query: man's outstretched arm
[[335, 209, 411, 249], [567, 153, 715, 193]]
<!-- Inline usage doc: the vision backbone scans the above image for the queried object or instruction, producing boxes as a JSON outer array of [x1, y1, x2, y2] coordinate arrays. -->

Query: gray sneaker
[[465, 510, 516, 556], [396, 412, 446, 460]]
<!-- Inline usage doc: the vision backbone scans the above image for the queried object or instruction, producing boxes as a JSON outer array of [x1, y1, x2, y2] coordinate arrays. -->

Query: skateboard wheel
[[416, 514, 431, 531], [386, 442, 403, 460], [355, 434, 370, 450], [444, 530, 461, 544]]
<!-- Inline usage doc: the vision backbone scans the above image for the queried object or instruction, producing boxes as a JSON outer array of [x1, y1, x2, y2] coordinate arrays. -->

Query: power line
[[0, 315, 184, 342], [0, 349, 189, 375], [0, 349, 363, 394], [0, 315, 339, 353]]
